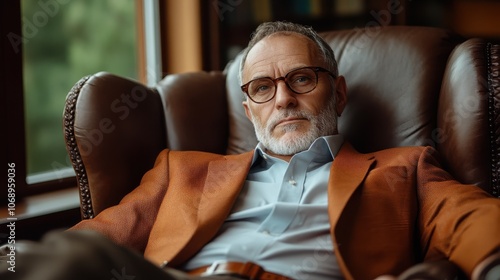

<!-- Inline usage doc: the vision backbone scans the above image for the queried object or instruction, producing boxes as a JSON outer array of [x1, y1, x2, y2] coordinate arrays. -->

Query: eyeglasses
[[241, 66, 336, 104]]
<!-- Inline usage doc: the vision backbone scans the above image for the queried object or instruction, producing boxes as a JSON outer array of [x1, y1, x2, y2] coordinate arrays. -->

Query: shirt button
[[261, 230, 270, 235], [288, 179, 297, 186]]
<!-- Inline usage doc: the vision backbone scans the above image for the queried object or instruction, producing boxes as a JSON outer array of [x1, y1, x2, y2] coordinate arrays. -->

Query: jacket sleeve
[[416, 146, 500, 277], [68, 149, 171, 254]]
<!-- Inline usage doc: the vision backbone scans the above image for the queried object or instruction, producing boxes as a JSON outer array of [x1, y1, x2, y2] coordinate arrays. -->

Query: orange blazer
[[70, 143, 500, 280]]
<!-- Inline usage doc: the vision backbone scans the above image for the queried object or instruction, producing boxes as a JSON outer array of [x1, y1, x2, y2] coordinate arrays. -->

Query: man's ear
[[335, 76, 348, 116], [242, 100, 252, 121]]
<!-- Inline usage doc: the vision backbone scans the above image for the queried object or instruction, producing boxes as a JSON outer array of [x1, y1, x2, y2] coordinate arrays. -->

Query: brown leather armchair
[[63, 26, 500, 279]]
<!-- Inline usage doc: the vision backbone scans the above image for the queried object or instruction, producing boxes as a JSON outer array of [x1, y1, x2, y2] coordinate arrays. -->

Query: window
[[3, 0, 160, 198], [22, 0, 139, 186]]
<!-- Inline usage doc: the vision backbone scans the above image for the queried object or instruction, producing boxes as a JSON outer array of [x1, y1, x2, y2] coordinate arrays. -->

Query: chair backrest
[[64, 26, 500, 219]]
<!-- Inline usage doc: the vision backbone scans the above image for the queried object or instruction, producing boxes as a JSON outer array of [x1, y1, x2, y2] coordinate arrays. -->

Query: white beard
[[249, 96, 338, 155]]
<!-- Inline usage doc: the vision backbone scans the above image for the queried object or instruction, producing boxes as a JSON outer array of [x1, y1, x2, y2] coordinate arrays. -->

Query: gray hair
[[239, 21, 339, 85]]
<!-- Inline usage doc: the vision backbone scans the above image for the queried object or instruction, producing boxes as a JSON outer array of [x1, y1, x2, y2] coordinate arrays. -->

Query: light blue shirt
[[182, 135, 345, 279]]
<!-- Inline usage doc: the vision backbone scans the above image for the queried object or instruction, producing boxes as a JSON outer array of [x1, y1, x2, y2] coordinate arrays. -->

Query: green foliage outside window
[[21, 0, 138, 176]]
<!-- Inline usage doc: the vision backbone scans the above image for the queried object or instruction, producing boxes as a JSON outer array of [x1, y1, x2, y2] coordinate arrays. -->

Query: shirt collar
[[251, 134, 345, 165]]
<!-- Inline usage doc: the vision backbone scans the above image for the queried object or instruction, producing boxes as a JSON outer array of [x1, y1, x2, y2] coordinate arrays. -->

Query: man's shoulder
[[343, 142, 433, 157], [372, 145, 429, 155], [160, 149, 254, 164], [368, 145, 440, 165]]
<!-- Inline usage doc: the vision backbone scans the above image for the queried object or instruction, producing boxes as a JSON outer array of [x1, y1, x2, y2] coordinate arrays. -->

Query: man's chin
[[274, 122, 309, 134], [273, 125, 311, 138], [264, 133, 316, 155]]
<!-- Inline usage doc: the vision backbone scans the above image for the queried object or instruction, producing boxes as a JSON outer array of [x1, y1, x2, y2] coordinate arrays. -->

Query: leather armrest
[[472, 250, 500, 280], [0, 244, 8, 262], [0, 241, 37, 264], [374, 260, 466, 280], [397, 260, 465, 280]]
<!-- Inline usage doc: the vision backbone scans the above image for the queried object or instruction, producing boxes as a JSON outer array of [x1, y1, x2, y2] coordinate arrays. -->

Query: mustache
[[267, 110, 312, 130]]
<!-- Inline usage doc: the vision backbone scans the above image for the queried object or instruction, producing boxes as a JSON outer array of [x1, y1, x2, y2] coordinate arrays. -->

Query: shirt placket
[[257, 155, 311, 236]]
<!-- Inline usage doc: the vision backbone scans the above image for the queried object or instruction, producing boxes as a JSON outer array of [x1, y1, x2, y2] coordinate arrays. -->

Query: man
[[2, 21, 500, 280]]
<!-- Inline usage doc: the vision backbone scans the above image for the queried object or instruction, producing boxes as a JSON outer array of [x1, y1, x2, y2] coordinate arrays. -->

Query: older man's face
[[242, 33, 347, 157]]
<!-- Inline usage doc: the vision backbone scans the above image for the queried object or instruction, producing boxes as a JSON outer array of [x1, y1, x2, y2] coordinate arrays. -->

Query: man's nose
[[274, 80, 297, 109]]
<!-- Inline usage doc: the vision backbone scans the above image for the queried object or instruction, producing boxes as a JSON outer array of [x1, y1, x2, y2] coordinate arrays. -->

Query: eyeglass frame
[[240, 66, 336, 104]]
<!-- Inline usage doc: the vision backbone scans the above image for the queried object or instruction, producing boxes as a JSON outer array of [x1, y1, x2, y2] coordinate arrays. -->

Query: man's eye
[[256, 85, 270, 92], [293, 76, 312, 84], [251, 81, 273, 95]]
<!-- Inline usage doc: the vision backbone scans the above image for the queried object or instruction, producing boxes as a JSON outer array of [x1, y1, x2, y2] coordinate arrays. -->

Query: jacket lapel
[[194, 151, 256, 246], [146, 151, 255, 266], [327, 143, 375, 280]]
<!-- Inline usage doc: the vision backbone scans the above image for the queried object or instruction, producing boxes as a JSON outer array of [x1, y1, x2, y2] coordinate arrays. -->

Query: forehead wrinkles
[[243, 34, 321, 81]]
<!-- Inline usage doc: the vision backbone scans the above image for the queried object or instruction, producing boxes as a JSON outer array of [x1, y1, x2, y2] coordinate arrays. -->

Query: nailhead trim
[[487, 42, 500, 198], [63, 75, 95, 219]]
